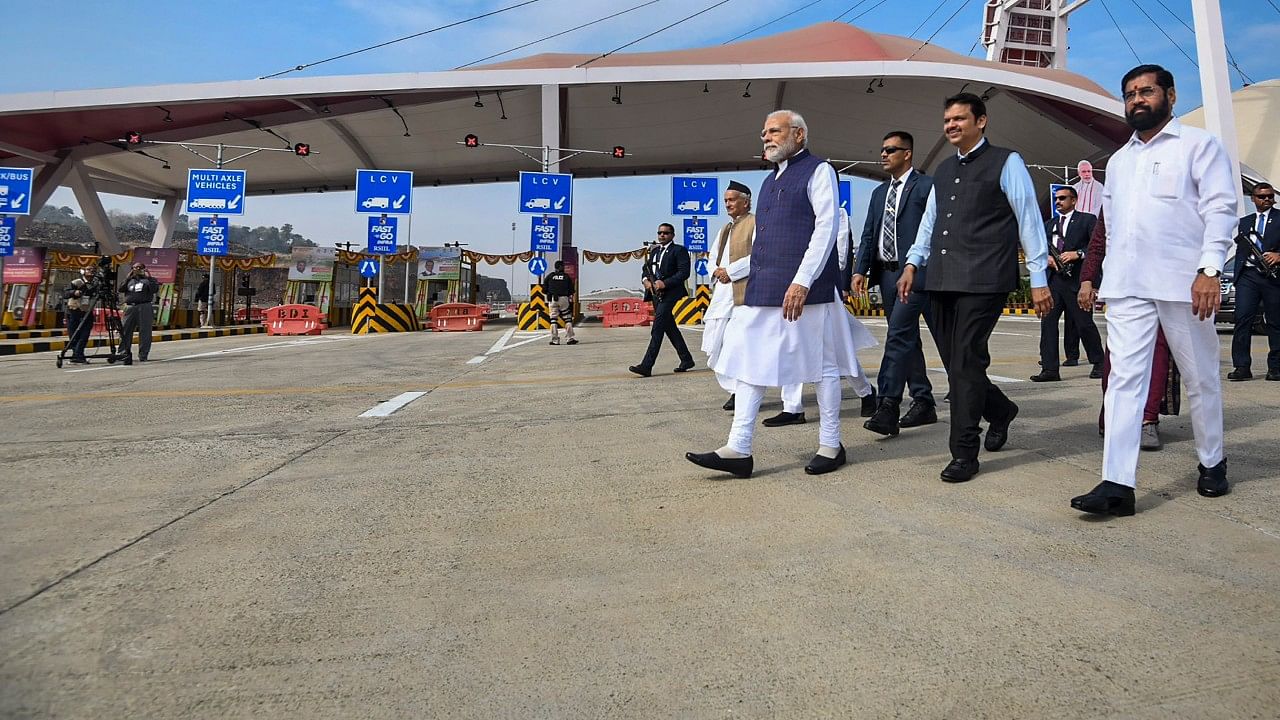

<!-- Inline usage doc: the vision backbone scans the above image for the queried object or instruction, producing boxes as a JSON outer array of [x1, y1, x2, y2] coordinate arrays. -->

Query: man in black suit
[[1229, 182, 1280, 381], [630, 223, 695, 376], [852, 130, 939, 436], [1031, 186, 1105, 381]]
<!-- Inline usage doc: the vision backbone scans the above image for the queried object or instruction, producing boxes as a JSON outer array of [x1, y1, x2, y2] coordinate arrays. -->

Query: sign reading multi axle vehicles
[[518, 172, 573, 216], [671, 177, 718, 216], [187, 169, 246, 215], [368, 216, 398, 254], [355, 170, 413, 215], [531, 216, 559, 253], [0, 167, 34, 215], [196, 217, 229, 256]]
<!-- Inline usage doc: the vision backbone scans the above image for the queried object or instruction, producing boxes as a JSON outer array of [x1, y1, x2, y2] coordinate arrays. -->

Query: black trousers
[[119, 302, 155, 360], [1231, 266, 1280, 373], [65, 309, 92, 359], [877, 272, 936, 404], [640, 296, 693, 370], [1063, 312, 1080, 361], [1039, 274, 1104, 369], [930, 291, 1016, 461]]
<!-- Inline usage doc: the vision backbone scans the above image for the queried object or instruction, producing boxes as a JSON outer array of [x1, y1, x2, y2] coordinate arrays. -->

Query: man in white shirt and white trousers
[[703, 180, 755, 410], [1071, 64, 1238, 517], [687, 110, 875, 478]]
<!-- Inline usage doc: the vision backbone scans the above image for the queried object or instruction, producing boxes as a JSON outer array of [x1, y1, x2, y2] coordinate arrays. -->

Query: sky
[[5, 0, 1276, 293]]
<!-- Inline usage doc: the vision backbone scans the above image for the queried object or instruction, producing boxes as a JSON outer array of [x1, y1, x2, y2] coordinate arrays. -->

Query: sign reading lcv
[[355, 170, 413, 215], [519, 172, 573, 216], [671, 177, 719, 217]]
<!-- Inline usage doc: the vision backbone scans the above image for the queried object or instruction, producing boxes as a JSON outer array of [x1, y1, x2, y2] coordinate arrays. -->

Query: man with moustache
[[703, 181, 755, 409], [1070, 64, 1237, 517], [853, 130, 939, 436], [1228, 182, 1280, 381], [629, 223, 695, 377], [897, 93, 1052, 483], [1030, 186, 1105, 382], [687, 110, 871, 477], [1072, 159, 1105, 216]]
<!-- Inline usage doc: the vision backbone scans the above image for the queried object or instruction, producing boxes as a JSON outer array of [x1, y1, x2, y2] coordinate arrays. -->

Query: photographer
[[61, 266, 98, 364], [118, 261, 159, 365]]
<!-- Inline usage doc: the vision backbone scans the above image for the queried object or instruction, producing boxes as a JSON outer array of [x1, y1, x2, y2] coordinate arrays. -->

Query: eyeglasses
[[1053, 195, 1073, 202], [1122, 86, 1162, 103], [880, 146, 907, 155], [656, 230, 674, 235]]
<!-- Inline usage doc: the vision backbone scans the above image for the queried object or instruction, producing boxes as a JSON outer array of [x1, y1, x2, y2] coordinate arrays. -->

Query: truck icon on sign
[[677, 200, 702, 212], [525, 197, 552, 210], [362, 196, 390, 209], [189, 194, 242, 211]]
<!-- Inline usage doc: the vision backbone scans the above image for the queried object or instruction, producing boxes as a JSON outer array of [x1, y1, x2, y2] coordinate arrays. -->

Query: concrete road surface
[[1, 318, 1277, 718]]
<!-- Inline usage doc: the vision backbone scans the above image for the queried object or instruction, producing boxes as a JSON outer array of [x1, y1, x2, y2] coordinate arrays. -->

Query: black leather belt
[[881, 260, 899, 272]]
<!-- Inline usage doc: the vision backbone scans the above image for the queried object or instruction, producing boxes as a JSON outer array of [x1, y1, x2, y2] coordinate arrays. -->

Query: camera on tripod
[[80, 256, 117, 301]]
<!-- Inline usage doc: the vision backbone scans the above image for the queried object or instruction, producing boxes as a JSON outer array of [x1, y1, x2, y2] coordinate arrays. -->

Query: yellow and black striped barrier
[[518, 283, 551, 330], [673, 285, 712, 325], [353, 287, 421, 334]]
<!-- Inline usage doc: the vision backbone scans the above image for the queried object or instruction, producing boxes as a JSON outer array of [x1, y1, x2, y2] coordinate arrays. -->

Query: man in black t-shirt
[[118, 262, 160, 364], [545, 260, 578, 345]]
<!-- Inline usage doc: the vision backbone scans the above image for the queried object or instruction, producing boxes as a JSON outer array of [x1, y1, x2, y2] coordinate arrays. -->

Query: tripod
[[55, 289, 122, 368]]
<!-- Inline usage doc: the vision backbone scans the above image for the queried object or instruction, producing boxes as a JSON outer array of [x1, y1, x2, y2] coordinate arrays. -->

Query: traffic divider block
[[674, 296, 705, 325], [264, 304, 328, 335], [601, 298, 654, 328], [429, 303, 486, 332], [517, 302, 550, 330]]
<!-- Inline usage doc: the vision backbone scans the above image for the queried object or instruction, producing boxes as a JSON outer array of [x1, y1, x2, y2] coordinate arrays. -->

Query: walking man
[[897, 92, 1052, 483], [629, 223, 695, 376], [687, 110, 872, 477], [703, 181, 755, 409], [1071, 64, 1237, 516], [853, 130, 938, 436], [1030, 186, 1105, 381], [545, 260, 579, 346], [1228, 182, 1280, 381]]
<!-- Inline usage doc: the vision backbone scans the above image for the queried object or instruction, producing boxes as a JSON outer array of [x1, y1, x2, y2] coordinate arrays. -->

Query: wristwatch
[[1197, 267, 1220, 278]]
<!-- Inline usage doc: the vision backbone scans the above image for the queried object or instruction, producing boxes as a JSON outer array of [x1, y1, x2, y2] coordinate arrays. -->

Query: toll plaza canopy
[[0, 22, 1131, 249]]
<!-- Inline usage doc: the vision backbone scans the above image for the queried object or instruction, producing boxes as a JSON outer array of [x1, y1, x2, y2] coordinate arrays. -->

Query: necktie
[[881, 179, 901, 261], [1056, 216, 1066, 251], [1258, 212, 1268, 250]]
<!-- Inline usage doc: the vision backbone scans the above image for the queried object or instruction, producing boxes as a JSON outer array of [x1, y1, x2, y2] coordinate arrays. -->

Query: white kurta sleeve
[[791, 161, 840, 288]]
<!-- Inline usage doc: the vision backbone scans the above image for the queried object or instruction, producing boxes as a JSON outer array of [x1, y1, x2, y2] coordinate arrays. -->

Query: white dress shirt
[[1098, 118, 1238, 302]]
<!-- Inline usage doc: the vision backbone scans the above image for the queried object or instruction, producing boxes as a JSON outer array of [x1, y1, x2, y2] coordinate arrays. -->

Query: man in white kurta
[[1071, 64, 1237, 517], [703, 181, 755, 407], [687, 110, 873, 478]]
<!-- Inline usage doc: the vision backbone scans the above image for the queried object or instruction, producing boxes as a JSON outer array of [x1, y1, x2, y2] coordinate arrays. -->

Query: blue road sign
[[187, 169, 246, 216], [0, 167, 34, 216], [838, 179, 852, 217], [368, 216, 398, 254], [359, 258, 380, 278], [196, 217, 229, 256], [531, 216, 559, 253], [528, 256, 548, 276], [355, 169, 413, 215], [518, 171, 573, 216], [0, 217, 15, 256], [671, 176, 718, 216], [683, 218, 709, 252], [695, 258, 709, 276]]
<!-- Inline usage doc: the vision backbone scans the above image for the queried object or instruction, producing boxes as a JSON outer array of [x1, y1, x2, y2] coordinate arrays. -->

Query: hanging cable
[[1124, 0, 1197, 68], [1098, 0, 1141, 64], [260, 0, 544, 78], [577, 0, 732, 67], [1150, 0, 1255, 85], [908, 0, 953, 39], [1267, 0, 1280, 15], [906, 0, 977, 61], [848, 0, 892, 23], [723, 0, 828, 44], [458, 0, 663, 68], [832, 0, 872, 22]]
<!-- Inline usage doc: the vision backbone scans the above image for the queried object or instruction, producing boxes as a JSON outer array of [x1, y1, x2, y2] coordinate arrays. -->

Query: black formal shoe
[[566, 338, 579, 345], [673, 361, 696, 373], [722, 394, 735, 412], [899, 400, 938, 428], [686, 450, 753, 478], [1197, 459, 1230, 497], [549, 340, 560, 345], [69, 357, 88, 364], [1089, 362, 1104, 380], [805, 445, 847, 475], [1029, 370, 1061, 382], [139, 356, 149, 362], [940, 458, 979, 483], [762, 411, 806, 427], [860, 389, 877, 418], [1227, 368, 1252, 381], [863, 397, 901, 436], [984, 402, 1019, 452], [1070, 480, 1136, 517], [628, 365, 651, 377], [1267, 370, 1280, 381], [1062, 358, 1080, 367]]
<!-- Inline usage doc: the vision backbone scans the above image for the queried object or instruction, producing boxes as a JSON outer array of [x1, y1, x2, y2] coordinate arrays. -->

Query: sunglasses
[[880, 146, 907, 155], [656, 231, 674, 235], [1053, 196, 1072, 202], [1256, 194, 1276, 200]]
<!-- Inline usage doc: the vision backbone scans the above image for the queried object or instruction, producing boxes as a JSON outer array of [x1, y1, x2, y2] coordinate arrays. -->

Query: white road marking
[[928, 368, 1024, 384], [359, 391, 427, 418], [466, 356, 487, 364], [64, 336, 353, 372], [991, 331, 1035, 338], [485, 328, 516, 355]]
